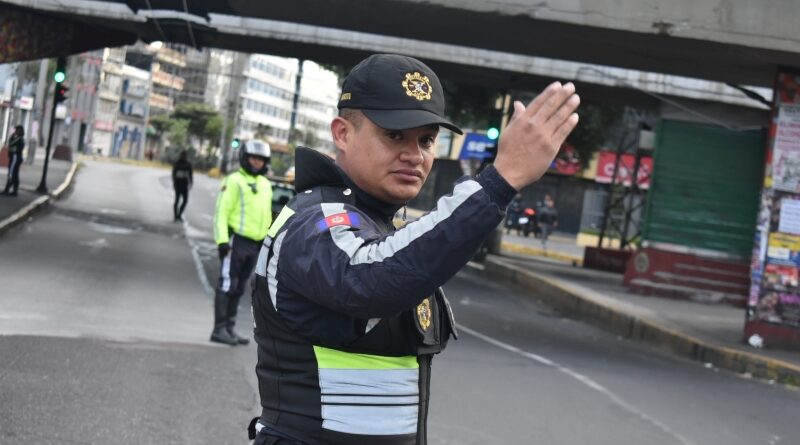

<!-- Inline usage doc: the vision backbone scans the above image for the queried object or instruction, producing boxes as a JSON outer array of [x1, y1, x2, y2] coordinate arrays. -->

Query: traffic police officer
[[249, 54, 580, 444], [211, 140, 273, 346]]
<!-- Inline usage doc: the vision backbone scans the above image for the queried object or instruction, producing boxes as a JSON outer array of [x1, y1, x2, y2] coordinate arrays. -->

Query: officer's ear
[[331, 116, 353, 154]]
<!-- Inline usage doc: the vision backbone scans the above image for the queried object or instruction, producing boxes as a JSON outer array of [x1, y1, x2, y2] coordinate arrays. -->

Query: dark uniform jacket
[[251, 147, 515, 445], [7, 133, 24, 156], [171, 159, 193, 189]]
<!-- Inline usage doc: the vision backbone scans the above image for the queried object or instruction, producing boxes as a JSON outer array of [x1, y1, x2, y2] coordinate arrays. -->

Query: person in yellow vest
[[211, 140, 273, 345]]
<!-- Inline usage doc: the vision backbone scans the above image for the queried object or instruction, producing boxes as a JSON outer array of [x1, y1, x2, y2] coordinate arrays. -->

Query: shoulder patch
[[317, 212, 361, 231]]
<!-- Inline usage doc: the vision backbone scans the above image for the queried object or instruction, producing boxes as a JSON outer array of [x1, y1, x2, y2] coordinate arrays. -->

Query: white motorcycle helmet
[[239, 139, 271, 175]]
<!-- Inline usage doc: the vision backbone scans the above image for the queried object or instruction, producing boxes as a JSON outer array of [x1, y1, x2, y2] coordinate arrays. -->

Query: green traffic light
[[231, 139, 240, 149], [54, 71, 66, 83], [487, 127, 500, 140]]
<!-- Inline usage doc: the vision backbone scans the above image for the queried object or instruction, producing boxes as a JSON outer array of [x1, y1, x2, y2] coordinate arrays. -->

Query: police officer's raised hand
[[218, 243, 230, 260], [493, 82, 580, 190]]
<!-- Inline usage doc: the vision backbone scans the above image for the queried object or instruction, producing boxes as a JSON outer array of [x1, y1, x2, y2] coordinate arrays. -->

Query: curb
[[0, 162, 78, 237], [481, 255, 800, 387], [502, 241, 583, 266]]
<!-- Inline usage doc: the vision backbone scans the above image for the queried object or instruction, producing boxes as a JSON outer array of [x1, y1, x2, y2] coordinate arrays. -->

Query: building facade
[[112, 64, 149, 159], [234, 55, 339, 153], [92, 47, 125, 156]]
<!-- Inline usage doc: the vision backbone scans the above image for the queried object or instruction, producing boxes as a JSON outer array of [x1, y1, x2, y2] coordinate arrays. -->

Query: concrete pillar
[[745, 68, 800, 349]]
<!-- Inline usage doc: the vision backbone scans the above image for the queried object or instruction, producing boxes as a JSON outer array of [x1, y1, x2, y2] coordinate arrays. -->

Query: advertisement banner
[[595, 150, 653, 189], [457, 132, 495, 160]]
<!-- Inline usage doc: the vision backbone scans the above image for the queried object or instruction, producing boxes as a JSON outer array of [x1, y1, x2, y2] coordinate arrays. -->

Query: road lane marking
[[458, 324, 696, 445], [183, 220, 215, 298]]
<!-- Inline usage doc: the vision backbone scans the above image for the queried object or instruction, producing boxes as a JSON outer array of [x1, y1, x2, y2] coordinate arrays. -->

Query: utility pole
[[37, 57, 68, 194], [289, 59, 304, 143], [29, 59, 49, 164]]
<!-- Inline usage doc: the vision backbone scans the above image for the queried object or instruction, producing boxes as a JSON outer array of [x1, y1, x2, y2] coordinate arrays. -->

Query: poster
[[773, 105, 800, 192], [778, 197, 800, 234]]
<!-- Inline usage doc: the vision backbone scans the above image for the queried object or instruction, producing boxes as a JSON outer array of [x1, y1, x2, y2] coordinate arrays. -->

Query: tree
[[566, 103, 625, 170], [440, 81, 501, 129], [172, 102, 221, 151], [149, 113, 172, 154], [255, 123, 272, 140], [204, 115, 223, 155], [303, 130, 319, 148], [289, 128, 305, 145]]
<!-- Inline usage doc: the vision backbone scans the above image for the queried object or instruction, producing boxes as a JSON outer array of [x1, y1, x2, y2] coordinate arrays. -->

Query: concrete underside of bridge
[[3, 0, 800, 89]]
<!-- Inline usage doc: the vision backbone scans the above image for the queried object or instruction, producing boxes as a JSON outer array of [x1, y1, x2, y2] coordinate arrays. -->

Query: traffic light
[[55, 84, 69, 104], [487, 127, 500, 140], [54, 57, 67, 83], [231, 138, 241, 149]]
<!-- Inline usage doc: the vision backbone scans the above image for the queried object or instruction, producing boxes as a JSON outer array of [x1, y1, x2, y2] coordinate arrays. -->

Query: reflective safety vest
[[252, 185, 457, 445], [214, 169, 272, 244]]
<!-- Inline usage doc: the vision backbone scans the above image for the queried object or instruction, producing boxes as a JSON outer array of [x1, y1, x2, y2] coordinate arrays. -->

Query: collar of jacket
[[237, 167, 259, 179], [294, 146, 401, 223]]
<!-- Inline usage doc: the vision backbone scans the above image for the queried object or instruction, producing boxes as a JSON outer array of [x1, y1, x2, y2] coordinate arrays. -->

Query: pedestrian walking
[[248, 53, 580, 444], [3, 125, 25, 197], [537, 193, 559, 248], [171, 150, 193, 222], [210, 140, 273, 346]]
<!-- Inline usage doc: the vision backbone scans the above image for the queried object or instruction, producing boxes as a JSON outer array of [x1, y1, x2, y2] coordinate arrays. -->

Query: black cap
[[337, 54, 463, 134]]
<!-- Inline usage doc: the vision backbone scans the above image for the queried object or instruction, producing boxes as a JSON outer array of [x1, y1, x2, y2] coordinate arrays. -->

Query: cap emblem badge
[[402, 72, 433, 101]]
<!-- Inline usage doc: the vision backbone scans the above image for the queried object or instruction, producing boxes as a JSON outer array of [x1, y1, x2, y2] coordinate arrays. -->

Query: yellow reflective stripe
[[314, 346, 418, 370], [268, 206, 295, 238]]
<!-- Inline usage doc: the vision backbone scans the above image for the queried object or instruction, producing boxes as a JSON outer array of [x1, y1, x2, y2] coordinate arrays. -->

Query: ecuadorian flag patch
[[317, 212, 361, 231]]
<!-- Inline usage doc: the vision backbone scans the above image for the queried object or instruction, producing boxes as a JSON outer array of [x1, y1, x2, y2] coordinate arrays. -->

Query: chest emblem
[[402, 72, 433, 101], [416, 298, 432, 331]]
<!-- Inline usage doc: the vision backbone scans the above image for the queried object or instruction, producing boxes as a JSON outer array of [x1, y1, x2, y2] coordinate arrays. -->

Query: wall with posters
[[746, 70, 800, 348]]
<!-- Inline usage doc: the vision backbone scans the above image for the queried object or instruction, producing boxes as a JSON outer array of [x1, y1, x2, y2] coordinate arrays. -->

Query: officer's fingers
[[544, 94, 580, 133], [552, 113, 580, 149], [507, 101, 527, 126], [523, 82, 562, 118], [533, 83, 575, 125]]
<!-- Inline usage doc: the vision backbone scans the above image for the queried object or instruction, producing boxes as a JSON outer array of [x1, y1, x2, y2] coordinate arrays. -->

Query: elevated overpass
[[1, 0, 798, 90]]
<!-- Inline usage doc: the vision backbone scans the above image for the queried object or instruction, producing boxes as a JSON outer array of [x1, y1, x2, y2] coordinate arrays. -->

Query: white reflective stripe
[[365, 318, 381, 333], [220, 247, 232, 292], [321, 405, 418, 435], [267, 231, 287, 309], [318, 368, 419, 435], [237, 182, 246, 234], [324, 180, 482, 265], [321, 203, 364, 258], [322, 394, 419, 405], [318, 368, 418, 395], [255, 238, 272, 277]]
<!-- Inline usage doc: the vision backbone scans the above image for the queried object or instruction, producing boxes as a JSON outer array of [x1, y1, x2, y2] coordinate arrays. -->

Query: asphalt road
[[1, 160, 798, 445]]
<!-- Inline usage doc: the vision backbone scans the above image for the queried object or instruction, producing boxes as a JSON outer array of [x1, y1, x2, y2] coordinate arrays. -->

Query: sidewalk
[[488, 237, 800, 386], [502, 231, 585, 265], [0, 156, 77, 235]]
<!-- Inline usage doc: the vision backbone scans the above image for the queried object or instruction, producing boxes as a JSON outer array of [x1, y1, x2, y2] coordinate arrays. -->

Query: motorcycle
[[518, 208, 539, 238]]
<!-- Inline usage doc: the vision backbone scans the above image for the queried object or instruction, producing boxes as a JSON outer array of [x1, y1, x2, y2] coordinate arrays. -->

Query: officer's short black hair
[[338, 108, 364, 129]]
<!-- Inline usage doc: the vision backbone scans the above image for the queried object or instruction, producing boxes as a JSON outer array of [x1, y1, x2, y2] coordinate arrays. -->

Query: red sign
[[548, 143, 582, 176], [595, 151, 653, 189], [94, 120, 114, 131]]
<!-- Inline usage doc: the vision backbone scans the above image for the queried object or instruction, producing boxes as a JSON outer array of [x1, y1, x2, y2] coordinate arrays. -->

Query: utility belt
[[228, 229, 263, 246]]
